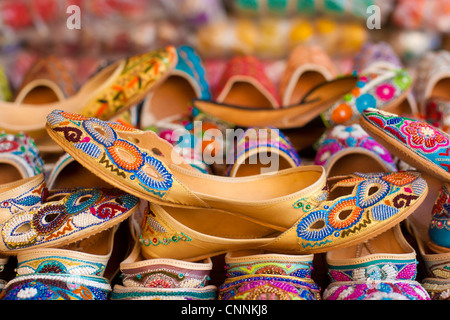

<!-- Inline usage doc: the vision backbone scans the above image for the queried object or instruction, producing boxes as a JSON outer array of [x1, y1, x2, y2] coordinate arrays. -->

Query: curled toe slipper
[[428, 183, 450, 253], [0, 187, 139, 254], [314, 123, 396, 177], [138, 171, 427, 260], [360, 108, 450, 182], [226, 127, 301, 177], [218, 251, 321, 300], [323, 225, 429, 300]]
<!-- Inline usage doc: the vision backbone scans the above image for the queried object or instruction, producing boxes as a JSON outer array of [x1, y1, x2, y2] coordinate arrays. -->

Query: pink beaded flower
[[401, 120, 449, 152]]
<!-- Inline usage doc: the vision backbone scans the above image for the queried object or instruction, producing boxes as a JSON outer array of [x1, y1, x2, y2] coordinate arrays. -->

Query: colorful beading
[[111, 285, 217, 300], [314, 124, 396, 171], [295, 171, 426, 249], [320, 69, 412, 127], [0, 132, 44, 177], [218, 275, 321, 300], [323, 280, 430, 300], [0, 187, 139, 252], [421, 278, 450, 300], [362, 108, 450, 174], [0, 274, 111, 300], [328, 260, 417, 282]]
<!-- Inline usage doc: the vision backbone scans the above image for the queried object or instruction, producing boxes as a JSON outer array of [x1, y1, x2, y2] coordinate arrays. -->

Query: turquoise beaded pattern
[[0, 178, 45, 215], [429, 184, 450, 248], [0, 274, 111, 300]]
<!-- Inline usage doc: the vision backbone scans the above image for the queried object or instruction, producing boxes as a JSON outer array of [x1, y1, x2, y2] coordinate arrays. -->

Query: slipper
[[14, 55, 78, 105], [0, 46, 177, 150], [428, 183, 450, 253], [138, 170, 427, 260], [314, 123, 396, 177], [191, 68, 412, 129], [46, 109, 329, 232], [226, 127, 301, 177], [323, 224, 429, 300], [139, 46, 210, 130], [111, 241, 216, 300], [415, 50, 450, 114], [0, 227, 117, 300], [0, 185, 139, 254], [359, 108, 450, 182], [279, 45, 337, 107], [213, 55, 280, 109], [218, 251, 321, 300], [425, 98, 450, 133]]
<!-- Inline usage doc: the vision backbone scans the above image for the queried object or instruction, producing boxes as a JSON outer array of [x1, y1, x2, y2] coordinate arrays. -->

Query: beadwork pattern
[[1, 187, 139, 251], [362, 108, 450, 173], [0, 274, 111, 300], [429, 184, 450, 249], [47, 110, 175, 199], [295, 171, 427, 249], [111, 285, 217, 300]]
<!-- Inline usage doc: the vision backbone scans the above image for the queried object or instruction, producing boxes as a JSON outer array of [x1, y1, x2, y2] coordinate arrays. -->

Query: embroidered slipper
[[14, 55, 78, 105], [139, 46, 210, 130], [0, 186, 139, 254], [139, 171, 427, 260], [213, 55, 280, 109], [218, 251, 321, 300], [314, 124, 396, 177], [407, 204, 450, 300], [415, 50, 450, 115], [279, 45, 337, 107], [46, 109, 330, 232], [111, 240, 216, 300], [191, 68, 412, 130], [323, 225, 429, 300], [428, 183, 450, 253], [425, 98, 450, 134], [47, 153, 113, 189], [0, 228, 117, 300], [359, 108, 450, 182], [0, 46, 177, 149], [226, 127, 301, 177]]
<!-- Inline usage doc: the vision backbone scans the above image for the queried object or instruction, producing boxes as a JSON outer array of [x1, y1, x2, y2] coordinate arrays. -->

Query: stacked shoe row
[[0, 43, 448, 300]]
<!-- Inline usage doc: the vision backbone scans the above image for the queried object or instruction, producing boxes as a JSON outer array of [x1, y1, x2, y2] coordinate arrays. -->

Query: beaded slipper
[[212, 55, 280, 109], [139, 171, 427, 260], [111, 241, 216, 300], [139, 45, 210, 130], [226, 127, 301, 177], [323, 224, 429, 300], [191, 68, 412, 129], [0, 187, 139, 254], [218, 251, 321, 300], [279, 45, 336, 107], [0, 228, 117, 300], [46, 109, 329, 232], [359, 108, 450, 182], [0, 46, 176, 150], [314, 123, 396, 177]]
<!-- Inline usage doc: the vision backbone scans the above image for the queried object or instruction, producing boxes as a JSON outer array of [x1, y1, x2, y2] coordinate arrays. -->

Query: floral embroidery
[[401, 120, 449, 152]]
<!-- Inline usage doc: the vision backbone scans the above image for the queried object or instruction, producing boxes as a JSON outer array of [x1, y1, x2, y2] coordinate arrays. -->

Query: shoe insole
[[327, 153, 388, 178], [233, 152, 294, 177], [20, 85, 61, 105], [0, 164, 23, 184], [287, 71, 327, 106], [222, 82, 274, 109], [51, 160, 112, 189]]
